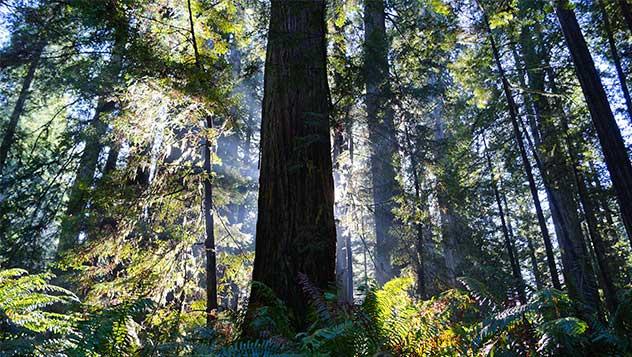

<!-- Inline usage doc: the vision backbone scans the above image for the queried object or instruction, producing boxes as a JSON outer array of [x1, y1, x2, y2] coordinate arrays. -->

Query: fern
[[458, 277, 501, 313], [71, 298, 156, 356], [0, 268, 80, 355], [536, 317, 588, 354], [215, 339, 285, 356], [298, 272, 332, 325], [248, 281, 294, 339]]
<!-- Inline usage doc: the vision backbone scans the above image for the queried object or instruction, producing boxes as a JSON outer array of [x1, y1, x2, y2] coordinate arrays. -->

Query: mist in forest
[[2, 0, 632, 355]]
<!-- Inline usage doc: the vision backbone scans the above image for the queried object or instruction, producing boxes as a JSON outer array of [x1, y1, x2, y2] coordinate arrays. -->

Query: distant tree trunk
[[218, 41, 243, 225], [404, 124, 427, 299], [103, 140, 120, 176], [237, 122, 252, 224], [433, 102, 460, 288], [554, 0, 632, 244], [344, 118, 354, 304], [598, 0, 632, 124], [364, 0, 399, 285], [248, 0, 336, 330], [517, 201, 546, 290], [567, 136, 618, 313], [0, 43, 43, 176], [505, 193, 544, 291], [588, 161, 620, 239], [484, 142, 527, 304], [547, 65, 620, 313], [333, 119, 353, 304], [480, 8, 562, 289], [518, 28, 601, 313], [187, 0, 217, 325], [203, 117, 217, 325], [58, 98, 109, 253]]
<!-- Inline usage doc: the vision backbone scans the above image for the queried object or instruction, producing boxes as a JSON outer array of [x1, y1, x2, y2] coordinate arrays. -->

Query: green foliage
[[0, 268, 78, 355], [215, 340, 285, 356], [72, 298, 156, 356], [0, 268, 78, 332], [3, 267, 632, 357]]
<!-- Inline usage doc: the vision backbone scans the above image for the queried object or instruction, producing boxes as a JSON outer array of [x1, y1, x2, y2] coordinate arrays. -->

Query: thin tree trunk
[[58, 98, 109, 253], [247, 0, 336, 330], [187, 0, 217, 325], [345, 119, 354, 303], [599, 0, 632, 125], [506, 193, 544, 291], [433, 100, 460, 288], [404, 124, 427, 299], [333, 120, 352, 304], [364, 0, 399, 285], [0, 43, 44, 176], [237, 124, 251, 224], [518, 26, 601, 313], [554, 0, 632, 244], [522, 207, 545, 290], [479, 6, 562, 289], [103, 142, 120, 176], [203, 117, 217, 324], [484, 142, 527, 303]]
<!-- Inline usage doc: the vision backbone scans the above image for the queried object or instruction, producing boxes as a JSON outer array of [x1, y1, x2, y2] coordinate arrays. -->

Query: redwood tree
[[248, 0, 336, 329], [364, 0, 400, 285], [554, 0, 632, 243]]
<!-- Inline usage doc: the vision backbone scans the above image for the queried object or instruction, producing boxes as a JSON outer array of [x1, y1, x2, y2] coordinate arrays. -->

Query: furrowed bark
[[248, 0, 336, 330]]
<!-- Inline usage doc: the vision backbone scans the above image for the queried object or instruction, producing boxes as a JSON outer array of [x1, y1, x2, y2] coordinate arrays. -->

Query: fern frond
[[458, 277, 501, 313], [298, 272, 332, 325], [215, 340, 285, 356]]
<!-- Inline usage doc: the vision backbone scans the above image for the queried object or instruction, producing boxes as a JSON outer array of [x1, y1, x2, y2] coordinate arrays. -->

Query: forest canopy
[[1, 0, 632, 355]]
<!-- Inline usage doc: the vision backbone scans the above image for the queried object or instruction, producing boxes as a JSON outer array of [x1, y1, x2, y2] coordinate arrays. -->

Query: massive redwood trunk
[[364, 0, 400, 285], [248, 0, 336, 329], [554, 0, 632, 244]]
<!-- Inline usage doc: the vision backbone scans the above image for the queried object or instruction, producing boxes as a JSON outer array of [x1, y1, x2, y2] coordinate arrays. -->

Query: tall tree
[[186, 0, 217, 325], [516, 6, 601, 313], [433, 98, 461, 288], [478, 5, 562, 289], [364, 0, 400, 285], [248, 0, 336, 329], [554, 0, 632, 243], [403, 123, 428, 299], [57, 38, 125, 253], [598, 0, 632, 124], [0, 43, 43, 176], [484, 140, 527, 304], [57, 100, 108, 253]]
